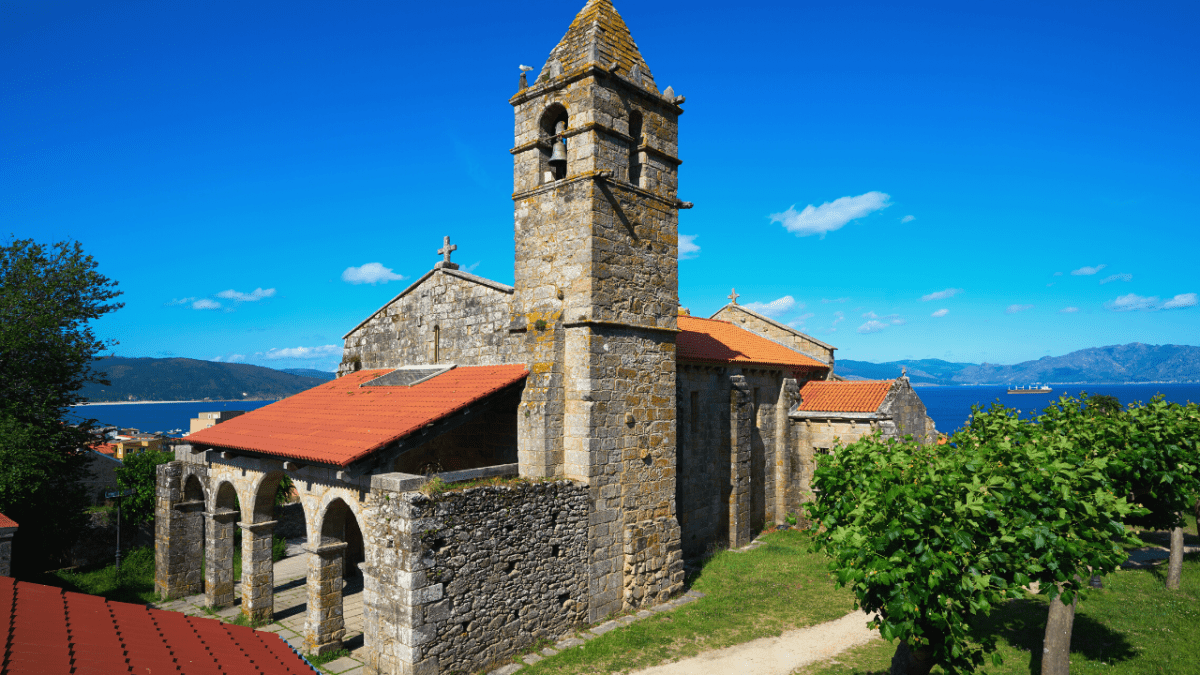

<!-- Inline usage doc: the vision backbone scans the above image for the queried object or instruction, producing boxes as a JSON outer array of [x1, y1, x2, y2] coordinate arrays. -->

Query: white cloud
[[1107, 293, 1158, 312], [342, 262, 406, 285], [744, 295, 799, 318], [787, 312, 815, 328], [678, 234, 701, 260], [1053, 272, 1063, 276], [1163, 293, 1198, 309], [901, 215, 916, 223], [1059, 307, 1080, 314], [828, 311, 845, 332], [921, 288, 963, 302], [217, 287, 276, 302], [1006, 304, 1034, 314], [1100, 273, 1132, 284], [166, 297, 196, 306], [821, 297, 849, 304], [212, 354, 246, 363], [769, 191, 891, 238], [259, 345, 341, 360], [858, 320, 889, 334], [1071, 264, 1106, 276], [192, 299, 222, 310], [931, 308, 949, 317], [464, 261, 482, 273]]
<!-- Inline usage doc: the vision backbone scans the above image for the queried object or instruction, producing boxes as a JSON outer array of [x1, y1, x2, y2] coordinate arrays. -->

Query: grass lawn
[[521, 528, 857, 675], [35, 535, 288, 606], [794, 550, 1200, 675]]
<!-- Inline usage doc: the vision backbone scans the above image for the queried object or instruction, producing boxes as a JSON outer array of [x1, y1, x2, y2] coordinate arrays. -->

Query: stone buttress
[[510, 0, 685, 619]]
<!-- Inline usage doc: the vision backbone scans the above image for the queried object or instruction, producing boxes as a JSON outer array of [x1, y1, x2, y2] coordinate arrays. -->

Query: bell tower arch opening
[[539, 103, 569, 183]]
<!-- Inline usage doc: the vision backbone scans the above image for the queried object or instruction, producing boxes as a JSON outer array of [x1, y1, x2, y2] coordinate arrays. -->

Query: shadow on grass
[[963, 596, 1137, 675]]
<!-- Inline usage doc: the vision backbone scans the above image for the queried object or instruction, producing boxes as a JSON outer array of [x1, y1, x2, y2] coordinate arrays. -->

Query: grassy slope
[[521, 529, 857, 675], [795, 552, 1200, 675]]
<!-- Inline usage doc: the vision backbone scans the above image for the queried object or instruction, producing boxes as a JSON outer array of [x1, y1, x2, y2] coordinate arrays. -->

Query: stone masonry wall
[[879, 379, 938, 442], [361, 480, 589, 675], [711, 304, 835, 368], [339, 269, 516, 376]]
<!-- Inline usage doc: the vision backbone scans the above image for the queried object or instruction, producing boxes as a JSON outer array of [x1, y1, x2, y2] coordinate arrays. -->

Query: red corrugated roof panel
[[797, 380, 895, 412], [185, 364, 529, 466], [677, 316, 828, 370], [1, 577, 314, 674], [0, 512, 18, 528]]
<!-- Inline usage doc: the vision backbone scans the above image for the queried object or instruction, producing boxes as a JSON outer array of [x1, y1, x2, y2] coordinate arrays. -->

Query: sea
[[916, 383, 1200, 433], [68, 383, 1200, 438], [68, 400, 278, 436]]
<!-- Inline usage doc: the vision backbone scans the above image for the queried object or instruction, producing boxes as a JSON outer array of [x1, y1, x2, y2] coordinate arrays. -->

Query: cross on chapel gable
[[728, 288, 739, 305], [435, 236, 459, 270]]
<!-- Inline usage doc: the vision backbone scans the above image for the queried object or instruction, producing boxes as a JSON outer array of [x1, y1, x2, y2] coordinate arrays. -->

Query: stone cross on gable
[[435, 236, 459, 270], [728, 288, 739, 305]]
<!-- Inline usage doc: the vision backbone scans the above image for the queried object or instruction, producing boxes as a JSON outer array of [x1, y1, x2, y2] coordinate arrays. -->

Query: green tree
[[115, 449, 175, 524], [0, 237, 123, 574], [808, 404, 1138, 675]]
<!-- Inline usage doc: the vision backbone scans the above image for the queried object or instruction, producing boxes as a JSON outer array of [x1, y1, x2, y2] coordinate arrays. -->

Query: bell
[[548, 120, 567, 171], [548, 138, 568, 169]]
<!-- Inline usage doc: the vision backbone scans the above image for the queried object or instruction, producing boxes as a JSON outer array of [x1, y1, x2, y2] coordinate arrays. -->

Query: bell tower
[[510, 0, 685, 619]]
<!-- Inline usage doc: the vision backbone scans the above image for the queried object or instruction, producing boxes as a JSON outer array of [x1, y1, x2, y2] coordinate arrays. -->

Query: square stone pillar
[[204, 508, 238, 608], [775, 378, 799, 525], [729, 375, 752, 548], [155, 462, 204, 599], [239, 519, 277, 622], [0, 519, 17, 577], [304, 541, 348, 654]]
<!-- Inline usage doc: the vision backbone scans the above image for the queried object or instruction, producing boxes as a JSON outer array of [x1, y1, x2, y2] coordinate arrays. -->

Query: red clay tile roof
[[0, 513, 15, 529], [186, 364, 528, 466], [798, 380, 895, 412], [92, 443, 117, 456], [0, 576, 315, 674], [677, 316, 828, 370]]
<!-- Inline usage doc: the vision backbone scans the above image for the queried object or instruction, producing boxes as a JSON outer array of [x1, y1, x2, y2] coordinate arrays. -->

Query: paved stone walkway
[[151, 538, 366, 675]]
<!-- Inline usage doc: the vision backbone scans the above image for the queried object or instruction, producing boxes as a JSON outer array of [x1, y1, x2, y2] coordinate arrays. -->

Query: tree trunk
[[1193, 497, 1199, 537], [1042, 589, 1077, 675], [890, 640, 936, 675], [1166, 519, 1184, 590]]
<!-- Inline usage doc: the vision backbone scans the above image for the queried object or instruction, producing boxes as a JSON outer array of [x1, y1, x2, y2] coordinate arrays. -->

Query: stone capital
[[303, 541, 349, 556], [236, 519, 278, 532]]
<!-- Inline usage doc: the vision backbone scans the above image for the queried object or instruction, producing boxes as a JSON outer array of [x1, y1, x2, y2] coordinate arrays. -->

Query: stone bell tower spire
[[509, 0, 685, 620]]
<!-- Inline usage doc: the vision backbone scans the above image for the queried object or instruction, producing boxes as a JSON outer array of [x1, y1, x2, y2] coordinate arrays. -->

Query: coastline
[[73, 399, 278, 406]]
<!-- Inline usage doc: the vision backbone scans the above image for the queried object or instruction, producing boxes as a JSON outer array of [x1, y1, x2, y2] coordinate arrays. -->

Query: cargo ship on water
[[1007, 384, 1053, 394]]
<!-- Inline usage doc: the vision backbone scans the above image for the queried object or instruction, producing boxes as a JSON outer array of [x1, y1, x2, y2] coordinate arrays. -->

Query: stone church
[[156, 2, 935, 673]]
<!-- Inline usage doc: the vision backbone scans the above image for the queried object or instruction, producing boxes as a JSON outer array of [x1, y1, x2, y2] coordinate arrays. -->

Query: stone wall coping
[[303, 541, 349, 555], [173, 499, 205, 510], [710, 303, 837, 354], [370, 463, 520, 494], [510, 62, 682, 112], [790, 410, 887, 421], [204, 508, 239, 519], [0, 527, 16, 538], [236, 520, 279, 531], [342, 267, 514, 339]]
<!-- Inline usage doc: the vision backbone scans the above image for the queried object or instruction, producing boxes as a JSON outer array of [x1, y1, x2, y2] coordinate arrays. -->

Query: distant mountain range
[[838, 343, 1200, 385], [81, 357, 335, 402]]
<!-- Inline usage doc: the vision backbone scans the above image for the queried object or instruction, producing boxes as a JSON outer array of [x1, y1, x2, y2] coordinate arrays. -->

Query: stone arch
[[539, 102, 569, 182], [183, 473, 205, 503], [238, 468, 285, 622], [205, 478, 240, 608], [305, 494, 366, 654]]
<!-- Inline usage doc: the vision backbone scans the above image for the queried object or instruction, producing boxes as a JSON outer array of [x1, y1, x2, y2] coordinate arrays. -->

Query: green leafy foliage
[[807, 402, 1142, 674], [0, 237, 123, 574], [114, 449, 175, 524]]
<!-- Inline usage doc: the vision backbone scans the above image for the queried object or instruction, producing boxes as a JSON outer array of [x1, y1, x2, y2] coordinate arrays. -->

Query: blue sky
[[5, 0, 1197, 372]]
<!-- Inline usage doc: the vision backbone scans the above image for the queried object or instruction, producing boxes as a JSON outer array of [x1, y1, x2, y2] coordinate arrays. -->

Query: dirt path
[[629, 610, 880, 675]]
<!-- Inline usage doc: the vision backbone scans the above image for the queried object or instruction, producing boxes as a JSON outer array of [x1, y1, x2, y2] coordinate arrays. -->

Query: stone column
[[775, 378, 799, 525], [304, 541, 348, 654], [0, 519, 17, 577], [204, 508, 238, 608], [239, 519, 278, 622], [155, 462, 203, 599], [729, 375, 752, 548]]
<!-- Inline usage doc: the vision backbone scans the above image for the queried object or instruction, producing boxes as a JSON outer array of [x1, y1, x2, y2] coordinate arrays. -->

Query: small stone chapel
[[156, 2, 935, 673]]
